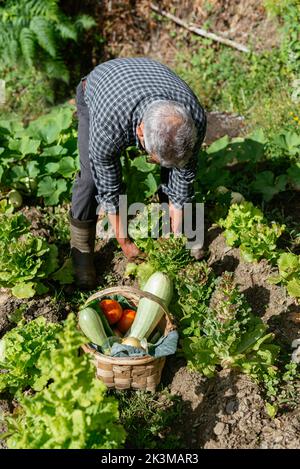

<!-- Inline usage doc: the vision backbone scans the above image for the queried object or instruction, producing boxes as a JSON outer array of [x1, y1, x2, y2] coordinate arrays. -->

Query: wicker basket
[[80, 286, 176, 392]]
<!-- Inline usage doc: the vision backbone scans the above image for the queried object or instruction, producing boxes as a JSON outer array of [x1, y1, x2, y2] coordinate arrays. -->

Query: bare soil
[[163, 362, 300, 449], [100, 0, 280, 63]]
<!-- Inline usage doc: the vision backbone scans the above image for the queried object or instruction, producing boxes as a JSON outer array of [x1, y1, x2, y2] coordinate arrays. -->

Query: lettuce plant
[[220, 201, 285, 262], [4, 314, 126, 449], [0, 316, 62, 395], [182, 273, 280, 379], [269, 252, 300, 299], [0, 212, 59, 297]]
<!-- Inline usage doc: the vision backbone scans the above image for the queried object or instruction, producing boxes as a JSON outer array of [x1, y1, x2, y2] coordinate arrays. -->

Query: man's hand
[[107, 212, 144, 261], [119, 238, 145, 261]]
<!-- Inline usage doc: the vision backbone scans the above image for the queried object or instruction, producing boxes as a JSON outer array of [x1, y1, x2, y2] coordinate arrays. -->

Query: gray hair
[[142, 100, 197, 168]]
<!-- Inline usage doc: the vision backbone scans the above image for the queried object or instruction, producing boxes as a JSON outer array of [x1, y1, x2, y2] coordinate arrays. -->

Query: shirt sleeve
[[89, 117, 123, 214]]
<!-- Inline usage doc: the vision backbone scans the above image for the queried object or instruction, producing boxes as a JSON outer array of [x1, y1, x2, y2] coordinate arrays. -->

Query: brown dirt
[[163, 361, 300, 448], [20, 206, 50, 239], [0, 288, 69, 337], [205, 112, 246, 144], [100, 0, 280, 63]]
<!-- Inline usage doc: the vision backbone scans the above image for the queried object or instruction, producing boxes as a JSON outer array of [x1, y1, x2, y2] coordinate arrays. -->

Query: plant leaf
[[30, 17, 57, 57], [12, 282, 36, 299], [9, 137, 40, 156], [287, 278, 300, 298], [37, 177, 67, 205], [51, 258, 74, 284]]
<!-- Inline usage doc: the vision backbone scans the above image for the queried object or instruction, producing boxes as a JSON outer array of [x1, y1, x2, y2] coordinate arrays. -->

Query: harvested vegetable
[[78, 307, 108, 347], [126, 272, 173, 340], [122, 337, 142, 348], [99, 299, 123, 325], [117, 309, 136, 333]]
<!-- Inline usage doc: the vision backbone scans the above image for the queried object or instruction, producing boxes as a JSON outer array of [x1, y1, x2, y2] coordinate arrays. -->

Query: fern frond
[[44, 57, 69, 83], [19, 27, 36, 65], [75, 15, 96, 31], [30, 17, 57, 58], [2, 36, 19, 66], [55, 22, 77, 41], [24, 0, 60, 20]]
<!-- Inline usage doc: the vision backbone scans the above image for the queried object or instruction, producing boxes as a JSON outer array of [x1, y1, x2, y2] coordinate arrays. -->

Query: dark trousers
[[71, 81, 170, 221], [71, 81, 98, 221]]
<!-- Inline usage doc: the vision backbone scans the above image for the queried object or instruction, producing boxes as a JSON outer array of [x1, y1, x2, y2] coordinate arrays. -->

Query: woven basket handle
[[84, 286, 174, 324]]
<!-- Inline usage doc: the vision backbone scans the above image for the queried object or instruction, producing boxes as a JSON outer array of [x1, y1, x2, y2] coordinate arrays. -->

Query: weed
[[116, 389, 183, 449]]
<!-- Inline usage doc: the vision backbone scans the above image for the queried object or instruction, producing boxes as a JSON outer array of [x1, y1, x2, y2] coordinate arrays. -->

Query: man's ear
[[136, 122, 144, 139]]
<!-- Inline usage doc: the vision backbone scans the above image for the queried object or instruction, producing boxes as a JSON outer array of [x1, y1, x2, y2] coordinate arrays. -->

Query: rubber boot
[[69, 213, 97, 290]]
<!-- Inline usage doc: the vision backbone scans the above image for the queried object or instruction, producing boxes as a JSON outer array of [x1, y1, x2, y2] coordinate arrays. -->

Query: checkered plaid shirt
[[84, 57, 206, 213]]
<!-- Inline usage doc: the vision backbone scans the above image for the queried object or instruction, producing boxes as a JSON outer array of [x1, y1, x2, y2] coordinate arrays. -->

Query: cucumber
[[78, 307, 108, 347], [86, 300, 114, 337]]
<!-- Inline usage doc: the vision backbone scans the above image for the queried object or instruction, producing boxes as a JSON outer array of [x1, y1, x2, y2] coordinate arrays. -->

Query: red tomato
[[99, 299, 123, 325], [116, 309, 136, 333]]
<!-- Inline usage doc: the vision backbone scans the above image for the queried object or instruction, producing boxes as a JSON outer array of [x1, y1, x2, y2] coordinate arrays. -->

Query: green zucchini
[[86, 300, 114, 337], [126, 272, 173, 340], [78, 307, 108, 347]]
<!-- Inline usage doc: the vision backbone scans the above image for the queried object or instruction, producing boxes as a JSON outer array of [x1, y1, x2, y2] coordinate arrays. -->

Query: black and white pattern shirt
[[84, 57, 206, 213]]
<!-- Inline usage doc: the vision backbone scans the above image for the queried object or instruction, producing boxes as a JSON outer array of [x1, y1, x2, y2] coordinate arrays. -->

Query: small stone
[[226, 400, 238, 414], [274, 434, 283, 443], [262, 426, 273, 434], [260, 441, 269, 449], [213, 422, 225, 436]]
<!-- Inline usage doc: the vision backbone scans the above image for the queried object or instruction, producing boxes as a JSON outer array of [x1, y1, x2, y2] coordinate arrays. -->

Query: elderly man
[[70, 57, 206, 289]]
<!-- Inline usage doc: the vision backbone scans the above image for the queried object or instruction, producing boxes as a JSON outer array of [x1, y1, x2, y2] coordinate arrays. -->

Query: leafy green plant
[[121, 149, 160, 205], [268, 131, 300, 159], [287, 162, 300, 191], [182, 273, 280, 379], [0, 212, 59, 297], [3, 314, 126, 449], [0, 316, 62, 395], [0, 0, 95, 82], [0, 106, 79, 205], [251, 171, 288, 202], [220, 201, 285, 263], [147, 236, 192, 278], [175, 261, 216, 338], [127, 205, 193, 282], [269, 252, 300, 299], [128, 203, 162, 253], [125, 234, 192, 289], [2, 66, 54, 118], [44, 205, 70, 244], [0, 211, 73, 297], [263, 362, 300, 417]]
